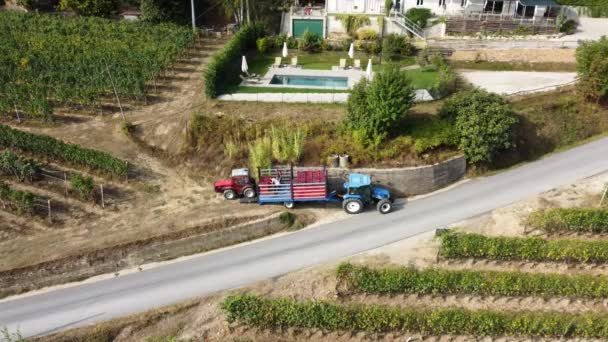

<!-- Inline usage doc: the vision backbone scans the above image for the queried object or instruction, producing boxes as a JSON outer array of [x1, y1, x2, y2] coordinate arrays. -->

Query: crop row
[[528, 208, 608, 233], [0, 124, 128, 177], [337, 262, 608, 299], [438, 231, 608, 263], [0, 12, 195, 118], [222, 294, 608, 338], [0, 180, 36, 214]]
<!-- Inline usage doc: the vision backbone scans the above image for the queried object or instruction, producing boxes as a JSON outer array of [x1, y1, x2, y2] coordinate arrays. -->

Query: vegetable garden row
[[0, 12, 195, 119]]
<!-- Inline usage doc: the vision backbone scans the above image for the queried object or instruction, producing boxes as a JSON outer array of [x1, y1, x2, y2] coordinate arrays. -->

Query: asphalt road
[[2, 137, 608, 338]]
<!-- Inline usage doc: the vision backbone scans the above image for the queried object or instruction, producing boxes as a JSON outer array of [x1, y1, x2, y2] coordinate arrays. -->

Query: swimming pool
[[270, 75, 348, 88]]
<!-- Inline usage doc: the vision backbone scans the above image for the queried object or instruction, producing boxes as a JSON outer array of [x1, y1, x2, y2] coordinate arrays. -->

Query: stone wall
[[327, 156, 466, 196], [449, 48, 576, 63], [0, 214, 291, 299]]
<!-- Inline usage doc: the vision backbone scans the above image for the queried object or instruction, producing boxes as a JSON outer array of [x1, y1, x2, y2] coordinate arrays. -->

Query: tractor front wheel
[[343, 198, 364, 214], [243, 187, 256, 199], [377, 199, 392, 214], [223, 189, 237, 200]]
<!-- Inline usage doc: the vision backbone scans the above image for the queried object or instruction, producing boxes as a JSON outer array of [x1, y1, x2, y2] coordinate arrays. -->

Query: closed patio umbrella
[[241, 56, 248, 74], [348, 43, 354, 59], [366, 59, 372, 79], [282, 42, 288, 58]]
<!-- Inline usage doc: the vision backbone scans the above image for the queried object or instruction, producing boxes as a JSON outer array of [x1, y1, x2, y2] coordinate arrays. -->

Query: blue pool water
[[270, 75, 348, 88]]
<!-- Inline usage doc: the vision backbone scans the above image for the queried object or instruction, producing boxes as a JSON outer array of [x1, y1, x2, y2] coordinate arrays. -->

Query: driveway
[[460, 71, 577, 95]]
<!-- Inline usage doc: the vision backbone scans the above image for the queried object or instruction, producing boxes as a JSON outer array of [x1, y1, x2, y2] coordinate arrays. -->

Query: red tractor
[[214, 168, 257, 200]]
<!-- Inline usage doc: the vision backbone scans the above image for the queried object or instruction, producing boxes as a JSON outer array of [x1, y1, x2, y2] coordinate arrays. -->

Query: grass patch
[[528, 208, 608, 233], [234, 86, 347, 94], [451, 60, 577, 72], [403, 69, 439, 89]]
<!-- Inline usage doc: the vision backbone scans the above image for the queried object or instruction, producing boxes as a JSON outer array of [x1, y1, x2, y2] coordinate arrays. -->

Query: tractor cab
[[342, 173, 392, 214], [214, 168, 257, 200]]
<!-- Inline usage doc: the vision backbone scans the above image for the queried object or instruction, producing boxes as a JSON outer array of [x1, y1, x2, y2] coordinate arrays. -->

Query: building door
[[293, 19, 324, 38]]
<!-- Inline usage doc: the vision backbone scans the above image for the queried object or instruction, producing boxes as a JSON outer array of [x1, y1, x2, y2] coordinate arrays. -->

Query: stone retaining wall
[[327, 156, 467, 197]]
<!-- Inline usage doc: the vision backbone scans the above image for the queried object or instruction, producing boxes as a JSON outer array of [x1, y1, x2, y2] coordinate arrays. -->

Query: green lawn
[[403, 69, 438, 89], [234, 86, 347, 94]]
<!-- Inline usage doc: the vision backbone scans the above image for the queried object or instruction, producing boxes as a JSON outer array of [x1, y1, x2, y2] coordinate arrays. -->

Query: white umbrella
[[366, 59, 372, 79], [282, 42, 288, 58], [241, 55, 248, 74], [348, 43, 354, 59]]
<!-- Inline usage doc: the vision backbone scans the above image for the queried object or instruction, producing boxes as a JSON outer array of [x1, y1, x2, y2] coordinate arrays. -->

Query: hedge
[[0, 180, 36, 214], [528, 208, 608, 233], [337, 262, 608, 299], [0, 124, 128, 177], [204, 23, 266, 98], [438, 232, 608, 263], [556, 0, 607, 6], [222, 294, 608, 338]]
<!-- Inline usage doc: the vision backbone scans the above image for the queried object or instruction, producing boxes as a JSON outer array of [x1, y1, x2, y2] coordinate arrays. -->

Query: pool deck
[[241, 66, 368, 90], [217, 89, 434, 103]]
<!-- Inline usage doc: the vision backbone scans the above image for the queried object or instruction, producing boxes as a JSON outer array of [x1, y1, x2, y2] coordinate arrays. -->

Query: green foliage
[[337, 262, 608, 299], [0, 150, 40, 182], [384, 0, 393, 15], [270, 126, 306, 163], [248, 137, 272, 173], [556, 0, 608, 17], [17, 0, 50, 10], [222, 294, 608, 338], [0, 180, 35, 215], [439, 89, 517, 163], [279, 211, 296, 227], [345, 65, 415, 146], [140, 0, 185, 24], [70, 174, 95, 200], [382, 34, 415, 59], [59, 0, 119, 16], [438, 232, 608, 263], [204, 23, 266, 98], [335, 14, 371, 36], [576, 37, 608, 102], [356, 28, 378, 41], [405, 8, 432, 29], [256, 37, 273, 53], [0, 124, 128, 177], [0, 12, 194, 119], [299, 30, 322, 52], [429, 54, 456, 98], [559, 19, 578, 34], [528, 208, 608, 233]]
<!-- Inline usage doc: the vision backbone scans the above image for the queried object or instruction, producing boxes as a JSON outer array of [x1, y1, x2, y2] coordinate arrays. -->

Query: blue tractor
[[342, 173, 392, 214]]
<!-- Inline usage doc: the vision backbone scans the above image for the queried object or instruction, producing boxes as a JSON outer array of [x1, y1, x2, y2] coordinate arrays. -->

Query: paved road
[[3, 137, 608, 338]]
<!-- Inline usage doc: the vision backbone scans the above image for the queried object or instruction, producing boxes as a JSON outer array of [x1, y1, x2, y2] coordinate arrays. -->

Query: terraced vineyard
[[0, 11, 195, 120]]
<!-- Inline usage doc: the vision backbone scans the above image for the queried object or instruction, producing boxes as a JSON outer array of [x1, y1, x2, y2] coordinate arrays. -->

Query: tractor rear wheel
[[223, 189, 237, 200], [343, 198, 364, 214], [243, 187, 256, 199], [377, 199, 392, 214]]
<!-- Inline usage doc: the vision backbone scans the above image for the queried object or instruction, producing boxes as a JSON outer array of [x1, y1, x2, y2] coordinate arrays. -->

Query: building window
[[484, 0, 504, 13], [417, 0, 424, 5], [439, 0, 446, 5], [461, 0, 467, 6]]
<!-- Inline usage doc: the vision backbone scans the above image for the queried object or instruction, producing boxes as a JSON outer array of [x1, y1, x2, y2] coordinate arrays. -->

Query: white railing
[[292, 6, 326, 17], [391, 11, 425, 39]]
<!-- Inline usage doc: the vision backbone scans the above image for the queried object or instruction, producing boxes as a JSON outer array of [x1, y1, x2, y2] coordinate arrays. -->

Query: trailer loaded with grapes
[[214, 166, 393, 214]]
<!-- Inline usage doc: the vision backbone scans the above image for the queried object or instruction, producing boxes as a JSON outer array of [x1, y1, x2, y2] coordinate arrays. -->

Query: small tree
[[576, 36, 608, 103], [70, 174, 95, 201], [345, 65, 415, 145]]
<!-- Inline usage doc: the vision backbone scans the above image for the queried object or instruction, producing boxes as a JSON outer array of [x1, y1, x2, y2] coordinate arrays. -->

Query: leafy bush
[[70, 174, 95, 200], [0, 124, 128, 177], [382, 34, 415, 59], [576, 37, 608, 102], [335, 14, 371, 36], [405, 8, 432, 29], [17, 0, 52, 10], [248, 137, 272, 173], [429, 54, 456, 98], [439, 89, 505, 121], [0, 150, 40, 182], [0, 181, 35, 215], [559, 19, 578, 34], [337, 262, 608, 298], [256, 37, 273, 53], [356, 28, 378, 40], [59, 0, 119, 17], [270, 126, 306, 163], [438, 232, 608, 263], [205, 23, 266, 98], [222, 294, 608, 338], [299, 30, 322, 52], [140, 0, 185, 24], [528, 208, 608, 233], [279, 212, 296, 227], [345, 65, 415, 145]]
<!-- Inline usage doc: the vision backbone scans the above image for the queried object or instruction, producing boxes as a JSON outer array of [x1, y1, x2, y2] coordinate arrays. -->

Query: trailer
[[257, 166, 340, 209]]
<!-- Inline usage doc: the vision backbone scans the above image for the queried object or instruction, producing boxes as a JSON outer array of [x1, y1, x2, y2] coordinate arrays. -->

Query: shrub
[[279, 212, 296, 227], [528, 208, 608, 233], [0, 150, 40, 182], [382, 34, 415, 59], [559, 19, 578, 34], [438, 232, 608, 263], [299, 30, 322, 52], [337, 262, 608, 299], [59, 0, 119, 17], [256, 37, 272, 53], [70, 174, 95, 200], [335, 14, 371, 36], [384, 0, 393, 15], [0, 124, 128, 177], [17, 0, 52, 10], [248, 137, 272, 173], [405, 8, 432, 29], [576, 37, 608, 103], [270, 126, 306, 163], [222, 294, 608, 338], [0, 181, 35, 215], [439, 89, 506, 121], [357, 28, 378, 40], [345, 65, 415, 145], [429, 54, 457, 98], [140, 0, 185, 24], [205, 23, 266, 98]]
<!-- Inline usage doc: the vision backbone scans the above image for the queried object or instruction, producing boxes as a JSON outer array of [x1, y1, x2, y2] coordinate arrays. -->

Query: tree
[[576, 37, 608, 103], [440, 89, 518, 164], [345, 65, 415, 145], [140, 0, 186, 24], [59, 0, 119, 16]]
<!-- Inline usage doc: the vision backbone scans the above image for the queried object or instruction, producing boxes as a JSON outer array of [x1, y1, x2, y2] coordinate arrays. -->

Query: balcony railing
[[292, 6, 326, 17], [454, 12, 557, 26]]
